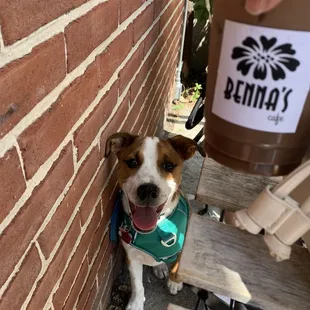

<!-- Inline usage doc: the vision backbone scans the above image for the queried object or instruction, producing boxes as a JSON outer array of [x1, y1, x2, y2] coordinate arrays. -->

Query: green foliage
[[172, 103, 185, 110], [193, 83, 202, 100], [192, 0, 214, 24]]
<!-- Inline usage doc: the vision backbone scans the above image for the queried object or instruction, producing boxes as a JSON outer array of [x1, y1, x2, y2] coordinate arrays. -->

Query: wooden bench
[[167, 304, 190, 310], [196, 158, 281, 211], [177, 158, 310, 310]]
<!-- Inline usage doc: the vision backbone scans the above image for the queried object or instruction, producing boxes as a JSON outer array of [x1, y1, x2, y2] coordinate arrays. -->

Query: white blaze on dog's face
[[105, 133, 198, 232]]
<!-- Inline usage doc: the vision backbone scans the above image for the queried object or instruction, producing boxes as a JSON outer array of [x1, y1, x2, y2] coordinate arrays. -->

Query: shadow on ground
[[109, 262, 199, 310]]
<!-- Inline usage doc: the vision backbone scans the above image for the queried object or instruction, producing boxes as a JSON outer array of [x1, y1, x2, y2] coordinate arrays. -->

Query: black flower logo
[[232, 36, 300, 81]]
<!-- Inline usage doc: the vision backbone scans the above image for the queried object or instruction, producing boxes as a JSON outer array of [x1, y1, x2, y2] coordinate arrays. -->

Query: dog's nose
[[137, 183, 159, 201]]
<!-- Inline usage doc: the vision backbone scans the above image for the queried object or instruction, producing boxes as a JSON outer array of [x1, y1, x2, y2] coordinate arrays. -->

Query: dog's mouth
[[129, 201, 166, 232]]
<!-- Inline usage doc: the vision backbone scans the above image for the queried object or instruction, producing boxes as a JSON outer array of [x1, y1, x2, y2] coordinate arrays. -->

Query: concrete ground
[[108, 100, 228, 310]]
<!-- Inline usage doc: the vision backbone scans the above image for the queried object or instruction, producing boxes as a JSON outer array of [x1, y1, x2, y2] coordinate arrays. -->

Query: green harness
[[119, 195, 190, 263]]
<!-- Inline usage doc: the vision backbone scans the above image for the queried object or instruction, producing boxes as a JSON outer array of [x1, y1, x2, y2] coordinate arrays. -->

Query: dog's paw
[[126, 296, 144, 310], [167, 279, 183, 295], [185, 194, 195, 201], [153, 263, 169, 279]]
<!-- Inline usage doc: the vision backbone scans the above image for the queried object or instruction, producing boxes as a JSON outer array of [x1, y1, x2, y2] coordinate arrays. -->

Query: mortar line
[[63, 33, 69, 74], [35, 241, 47, 266], [71, 139, 78, 171], [0, 27, 5, 51], [13, 138, 27, 184]]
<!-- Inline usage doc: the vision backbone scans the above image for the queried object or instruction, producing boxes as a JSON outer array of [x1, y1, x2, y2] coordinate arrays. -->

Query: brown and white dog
[[105, 132, 202, 310]]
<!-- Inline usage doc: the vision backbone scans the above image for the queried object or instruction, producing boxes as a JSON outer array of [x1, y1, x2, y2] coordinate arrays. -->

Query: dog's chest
[[122, 241, 162, 266], [120, 195, 189, 265]]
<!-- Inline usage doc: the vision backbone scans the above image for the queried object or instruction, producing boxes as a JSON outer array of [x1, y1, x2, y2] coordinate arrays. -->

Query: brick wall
[[0, 0, 184, 309]]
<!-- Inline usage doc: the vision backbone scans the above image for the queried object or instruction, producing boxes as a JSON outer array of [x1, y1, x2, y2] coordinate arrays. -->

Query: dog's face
[[105, 133, 200, 232]]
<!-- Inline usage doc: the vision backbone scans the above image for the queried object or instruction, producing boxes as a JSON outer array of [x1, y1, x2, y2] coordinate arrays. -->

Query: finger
[[245, 0, 284, 15]]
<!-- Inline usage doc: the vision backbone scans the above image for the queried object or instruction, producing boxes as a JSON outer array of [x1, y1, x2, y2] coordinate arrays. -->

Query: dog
[[105, 132, 203, 310]]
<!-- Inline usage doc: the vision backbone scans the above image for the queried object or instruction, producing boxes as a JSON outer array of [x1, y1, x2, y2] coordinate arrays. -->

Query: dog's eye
[[125, 158, 138, 169], [163, 162, 175, 172]]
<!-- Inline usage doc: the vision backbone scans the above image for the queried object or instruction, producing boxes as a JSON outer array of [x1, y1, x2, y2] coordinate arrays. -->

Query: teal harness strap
[[119, 195, 190, 264]]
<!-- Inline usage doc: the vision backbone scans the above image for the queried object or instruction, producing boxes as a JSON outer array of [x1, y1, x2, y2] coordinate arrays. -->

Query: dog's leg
[[167, 257, 183, 295], [126, 259, 145, 310], [153, 263, 169, 279]]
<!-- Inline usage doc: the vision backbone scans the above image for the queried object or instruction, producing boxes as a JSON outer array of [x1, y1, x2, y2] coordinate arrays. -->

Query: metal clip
[[161, 233, 177, 247]]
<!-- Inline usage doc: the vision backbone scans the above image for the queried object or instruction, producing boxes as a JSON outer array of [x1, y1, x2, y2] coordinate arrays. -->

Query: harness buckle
[[161, 233, 177, 247]]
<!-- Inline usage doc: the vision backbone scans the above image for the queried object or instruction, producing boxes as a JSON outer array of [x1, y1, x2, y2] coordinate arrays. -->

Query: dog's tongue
[[133, 206, 157, 231]]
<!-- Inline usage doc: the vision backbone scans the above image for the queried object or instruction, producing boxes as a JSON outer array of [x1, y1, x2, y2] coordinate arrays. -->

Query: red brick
[[83, 283, 97, 310], [0, 245, 41, 310], [38, 147, 100, 258], [88, 224, 109, 264], [102, 183, 118, 223], [156, 105, 166, 127], [130, 60, 149, 103], [0, 34, 66, 138], [97, 24, 134, 88], [65, 0, 118, 72], [99, 94, 130, 158], [144, 68, 157, 96], [150, 102, 164, 132], [101, 171, 118, 203], [97, 242, 114, 282], [99, 246, 122, 310], [74, 82, 118, 160], [0, 1, 87, 45], [123, 93, 146, 133], [143, 22, 160, 58], [133, 3, 155, 44], [19, 62, 99, 179], [149, 38, 162, 66], [101, 188, 118, 230], [76, 237, 107, 310], [28, 215, 81, 310], [0, 148, 26, 223], [120, 0, 145, 23], [53, 203, 101, 309], [151, 57, 161, 81], [138, 80, 166, 135], [119, 44, 144, 95], [160, 0, 177, 31], [79, 156, 116, 225], [132, 111, 147, 135], [62, 258, 88, 310], [0, 143, 73, 288], [150, 107, 164, 136], [154, 0, 169, 19]]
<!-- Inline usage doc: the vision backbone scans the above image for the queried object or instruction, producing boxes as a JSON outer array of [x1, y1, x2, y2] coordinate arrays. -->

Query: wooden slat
[[177, 214, 310, 310], [167, 304, 190, 310], [196, 158, 282, 211]]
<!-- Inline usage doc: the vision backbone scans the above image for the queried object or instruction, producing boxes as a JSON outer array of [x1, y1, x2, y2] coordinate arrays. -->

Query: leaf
[[172, 103, 185, 111], [193, 0, 213, 23], [195, 83, 202, 90]]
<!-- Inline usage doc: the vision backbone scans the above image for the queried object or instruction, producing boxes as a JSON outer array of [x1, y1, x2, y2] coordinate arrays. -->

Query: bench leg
[[198, 204, 209, 215], [195, 289, 209, 310], [220, 210, 225, 223]]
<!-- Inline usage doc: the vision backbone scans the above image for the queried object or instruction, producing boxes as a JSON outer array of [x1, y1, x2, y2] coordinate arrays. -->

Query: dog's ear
[[168, 135, 206, 160], [105, 132, 138, 157]]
